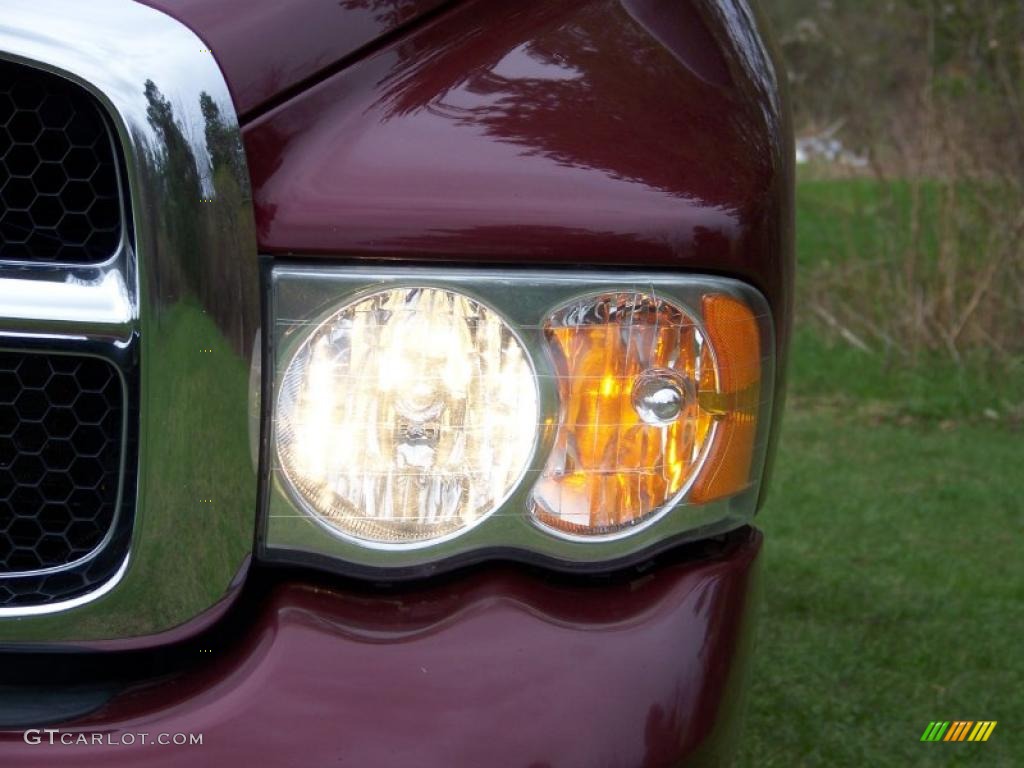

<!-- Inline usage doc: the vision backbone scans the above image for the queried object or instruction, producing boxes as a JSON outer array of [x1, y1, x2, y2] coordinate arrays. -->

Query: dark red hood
[[137, 0, 451, 119]]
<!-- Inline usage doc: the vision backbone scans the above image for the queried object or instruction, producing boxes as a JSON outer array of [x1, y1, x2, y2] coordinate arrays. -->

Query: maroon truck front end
[[0, 1, 792, 765]]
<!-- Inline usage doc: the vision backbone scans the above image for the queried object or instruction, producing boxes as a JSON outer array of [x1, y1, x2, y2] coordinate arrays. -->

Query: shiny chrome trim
[[0, 46, 137, 602], [0, 0, 259, 641], [263, 267, 774, 578], [0, 553, 131, 618], [0, 266, 134, 329]]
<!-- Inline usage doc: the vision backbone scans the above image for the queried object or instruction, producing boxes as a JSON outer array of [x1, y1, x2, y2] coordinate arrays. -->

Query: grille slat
[[0, 352, 123, 590], [0, 60, 122, 263]]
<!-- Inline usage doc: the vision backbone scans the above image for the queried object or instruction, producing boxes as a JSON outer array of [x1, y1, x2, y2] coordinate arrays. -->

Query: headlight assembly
[[262, 267, 774, 577]]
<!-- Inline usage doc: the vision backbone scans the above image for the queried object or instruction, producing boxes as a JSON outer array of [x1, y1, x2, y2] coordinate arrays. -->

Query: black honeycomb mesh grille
[[0, 60, 122, 263], [0, 352, 123, 592]]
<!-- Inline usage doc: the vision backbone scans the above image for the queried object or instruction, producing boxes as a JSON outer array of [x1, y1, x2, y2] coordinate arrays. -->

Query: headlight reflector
[[531, 292, 716, 536], [275, 287, 538, 545]]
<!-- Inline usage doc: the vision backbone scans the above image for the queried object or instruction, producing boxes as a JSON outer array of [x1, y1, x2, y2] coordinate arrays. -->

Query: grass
[[795, 176, 951, 277], [735, 180, 1024, 766], [788, 330, 1024, 424], [794, 172, 1024, 369]]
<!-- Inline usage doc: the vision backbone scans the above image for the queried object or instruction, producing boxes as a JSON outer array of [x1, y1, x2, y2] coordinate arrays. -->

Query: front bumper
[[0, 528, 761, 767]]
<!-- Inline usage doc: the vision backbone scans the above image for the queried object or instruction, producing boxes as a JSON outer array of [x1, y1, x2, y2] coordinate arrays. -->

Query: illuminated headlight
[[275, 287, 537, 545], [264, 267, 774, 575]]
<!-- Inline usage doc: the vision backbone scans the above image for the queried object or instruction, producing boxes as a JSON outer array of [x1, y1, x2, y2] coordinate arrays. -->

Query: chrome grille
[[0, 59, 121, 263], [1, 0, 258, 640], [0, 57, 135, 610]]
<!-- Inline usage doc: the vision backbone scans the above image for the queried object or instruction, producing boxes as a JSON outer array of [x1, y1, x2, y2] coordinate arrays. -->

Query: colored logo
[[920, 721, 997, 742]]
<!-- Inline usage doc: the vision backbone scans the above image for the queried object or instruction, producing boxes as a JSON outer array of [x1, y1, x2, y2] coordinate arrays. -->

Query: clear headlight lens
[[275, 287, 538, 545]]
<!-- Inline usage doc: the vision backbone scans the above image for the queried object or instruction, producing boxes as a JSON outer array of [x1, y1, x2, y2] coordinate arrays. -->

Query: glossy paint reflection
[[140, 0, 450, 117], [0, 530, 761, 767], [245, 0, 788, 295], [244, 0, 793, 497]]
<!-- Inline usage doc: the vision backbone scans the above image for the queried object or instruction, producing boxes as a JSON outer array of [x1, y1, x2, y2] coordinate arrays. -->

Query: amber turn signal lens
[[531, 290, 762, 537], [690, 294, 761, 503]]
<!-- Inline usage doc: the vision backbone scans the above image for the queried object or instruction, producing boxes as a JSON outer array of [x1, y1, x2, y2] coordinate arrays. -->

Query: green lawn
[[736, 181, 1024, 765]]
